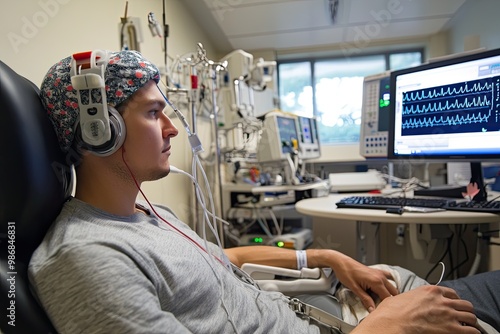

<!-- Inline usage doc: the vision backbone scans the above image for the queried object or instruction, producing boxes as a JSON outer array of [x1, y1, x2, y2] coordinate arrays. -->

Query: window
[[278, 50, 423, 147]]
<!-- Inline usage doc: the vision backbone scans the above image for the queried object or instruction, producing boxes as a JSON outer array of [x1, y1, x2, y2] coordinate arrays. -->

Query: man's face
[[119, 80, 179, 182]]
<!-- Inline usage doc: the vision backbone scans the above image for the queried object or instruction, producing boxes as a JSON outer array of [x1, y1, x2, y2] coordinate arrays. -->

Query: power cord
[[435, 262, 446, 285], [425, 237, 452, 282]]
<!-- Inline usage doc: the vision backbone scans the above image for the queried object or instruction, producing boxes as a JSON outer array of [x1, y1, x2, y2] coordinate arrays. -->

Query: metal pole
[[189, 64, 201, 234], [209, 63, 225, 247]]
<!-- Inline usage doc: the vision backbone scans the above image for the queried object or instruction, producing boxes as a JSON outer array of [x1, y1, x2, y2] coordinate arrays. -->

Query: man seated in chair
[[28, 50, 500, 334]]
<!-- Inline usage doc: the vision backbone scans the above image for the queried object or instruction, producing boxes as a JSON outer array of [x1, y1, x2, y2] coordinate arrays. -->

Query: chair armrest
[[241, 263, 336, 296]]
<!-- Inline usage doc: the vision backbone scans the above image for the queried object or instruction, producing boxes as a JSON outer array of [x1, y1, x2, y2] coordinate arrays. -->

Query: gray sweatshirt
[[29, 198, 319, 333]]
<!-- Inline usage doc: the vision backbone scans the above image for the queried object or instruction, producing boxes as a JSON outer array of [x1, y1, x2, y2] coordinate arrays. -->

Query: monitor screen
[[299, 117, 313, 144], [388, 48, 500, 161], [257, 113, 299, 162], [277, 115, 299, 154], [298, 116, 321, 160]]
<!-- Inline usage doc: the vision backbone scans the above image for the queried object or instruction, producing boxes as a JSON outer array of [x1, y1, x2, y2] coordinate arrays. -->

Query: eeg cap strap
[[70, 50, 112, 147]]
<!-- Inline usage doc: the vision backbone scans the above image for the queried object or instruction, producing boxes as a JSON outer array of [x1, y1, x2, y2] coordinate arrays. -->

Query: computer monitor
[[388, 48, 500, 200], [257, 112, 299, 162], [297, 116, 321, 160]]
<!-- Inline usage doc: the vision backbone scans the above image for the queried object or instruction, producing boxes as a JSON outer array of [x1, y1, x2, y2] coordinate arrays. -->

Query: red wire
[[120, 147, 224, 265]]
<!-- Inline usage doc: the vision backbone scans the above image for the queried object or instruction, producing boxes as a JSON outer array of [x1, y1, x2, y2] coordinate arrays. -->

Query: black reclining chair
[[0, 60, 72, 333], [0, 59, 331, 334]]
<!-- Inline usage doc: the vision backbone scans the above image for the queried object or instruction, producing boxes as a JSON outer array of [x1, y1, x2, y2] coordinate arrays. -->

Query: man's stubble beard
[[111, 159, 170, 184]]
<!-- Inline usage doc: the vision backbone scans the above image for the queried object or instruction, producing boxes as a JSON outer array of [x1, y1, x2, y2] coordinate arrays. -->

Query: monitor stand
[[414, 162, 486, 200], [470, 162, 487, 201], [413, 184, 466, 198]]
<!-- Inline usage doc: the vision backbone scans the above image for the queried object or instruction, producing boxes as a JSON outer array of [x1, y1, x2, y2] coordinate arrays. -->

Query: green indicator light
[[252, 237, 263, 243], [379, 99, 390, 108], [276, 241, 285, 247]]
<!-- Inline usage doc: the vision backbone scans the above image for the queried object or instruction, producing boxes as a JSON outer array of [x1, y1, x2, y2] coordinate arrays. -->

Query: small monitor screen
[[297, 116, 321, 160], [277, 115, 299, 154], [389, 48, 500, 161], [299, 117, 313, 144]]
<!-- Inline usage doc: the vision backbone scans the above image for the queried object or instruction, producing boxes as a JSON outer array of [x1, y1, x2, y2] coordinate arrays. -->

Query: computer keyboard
[[336, 196, 453, 210], [336, 196, 500, 214], [443, 200, 500, 213]]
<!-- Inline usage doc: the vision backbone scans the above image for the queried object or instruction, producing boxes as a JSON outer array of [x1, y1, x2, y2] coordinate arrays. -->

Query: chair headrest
[[0, 60, 72, 263]]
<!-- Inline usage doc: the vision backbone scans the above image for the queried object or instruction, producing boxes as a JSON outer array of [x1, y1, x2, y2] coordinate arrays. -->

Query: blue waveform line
[[403, 95, 491, 115], [402, 110, 491, 129], [403, 80, 493, 102]]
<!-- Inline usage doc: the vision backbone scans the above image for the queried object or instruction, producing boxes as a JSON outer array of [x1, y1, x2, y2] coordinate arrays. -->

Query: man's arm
[[225, 245, 304, 268], [226, 247, 482, 333], [225, 246, 398, 312]]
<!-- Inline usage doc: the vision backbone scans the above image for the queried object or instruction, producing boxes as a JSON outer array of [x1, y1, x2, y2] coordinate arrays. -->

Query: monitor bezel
[[387, 48, 500, 162]]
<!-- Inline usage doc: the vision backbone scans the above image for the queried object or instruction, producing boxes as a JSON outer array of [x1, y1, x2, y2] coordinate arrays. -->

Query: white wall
[[0, 0, 217, 225], [3, 0, 499, 248], [446, 0, 500, 53]]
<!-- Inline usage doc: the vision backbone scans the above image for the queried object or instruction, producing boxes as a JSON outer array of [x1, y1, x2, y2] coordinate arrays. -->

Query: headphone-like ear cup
[[88, 106, 126, 157]]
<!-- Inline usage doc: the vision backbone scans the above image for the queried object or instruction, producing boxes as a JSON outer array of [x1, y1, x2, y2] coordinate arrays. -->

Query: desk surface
[[296, 194, 500, 224]]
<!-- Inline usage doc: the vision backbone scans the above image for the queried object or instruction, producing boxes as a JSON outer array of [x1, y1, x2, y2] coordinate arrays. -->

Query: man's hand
[[353, 285, 480, 334], [329, 252, 398, 312]]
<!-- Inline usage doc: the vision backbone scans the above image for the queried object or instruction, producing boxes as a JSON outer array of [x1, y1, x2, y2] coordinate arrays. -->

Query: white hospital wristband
[[296, 250, 307, 270]]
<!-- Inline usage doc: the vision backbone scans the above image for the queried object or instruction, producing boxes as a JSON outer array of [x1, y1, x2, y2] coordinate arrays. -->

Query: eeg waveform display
[[389, 48, 500, 159], [400, 76, 500, 136]]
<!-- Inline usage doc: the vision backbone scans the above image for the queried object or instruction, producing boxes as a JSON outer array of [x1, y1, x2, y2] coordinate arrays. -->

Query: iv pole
[[162, 0, 169, 85], [193, 43, 227, 246], [209, 61, 225, 247]]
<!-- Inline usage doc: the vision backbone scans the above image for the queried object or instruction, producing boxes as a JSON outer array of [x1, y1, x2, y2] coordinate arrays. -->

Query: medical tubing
[[121, 151, 238, 332], [171, 162, 230, 270], [267, 208, 282, 236], [159, 83, 203, 153], [169, 165, 239, 333], [120, 149, 226, 266], [156, 48, 240, 331], [195, 155, 219, 234], [158, 86, 193, 136], [192, 154, 224, 249], [169, 166, 227, 227], [170, 165, 222, 233], [254, 208, 274, 239], [192, 157, 210, 251]]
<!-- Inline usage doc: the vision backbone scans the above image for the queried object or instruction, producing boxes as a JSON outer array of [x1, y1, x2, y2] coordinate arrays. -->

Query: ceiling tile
[[187, 0, 470, 52]]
